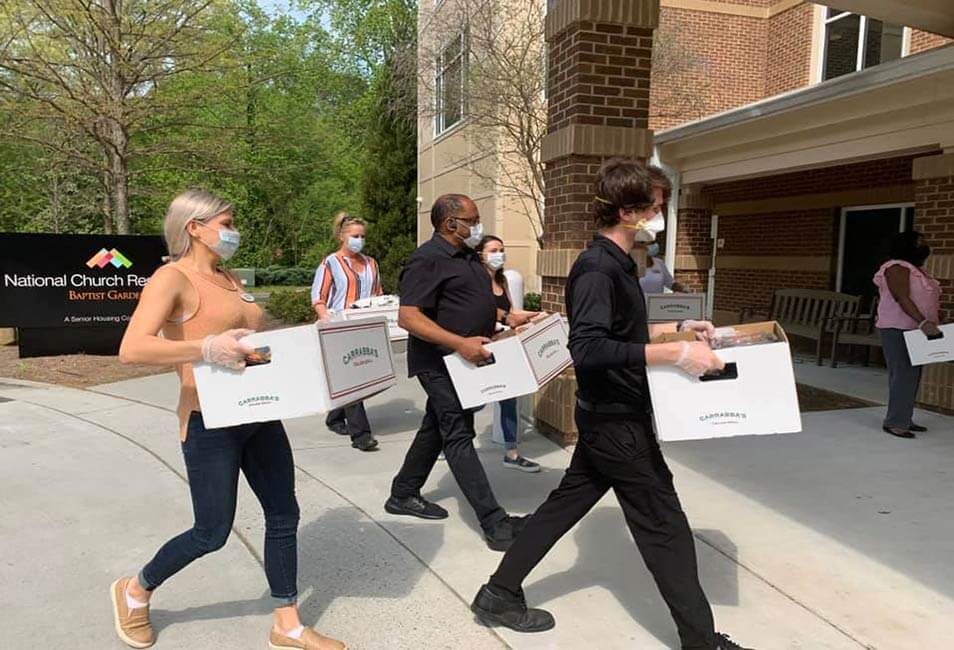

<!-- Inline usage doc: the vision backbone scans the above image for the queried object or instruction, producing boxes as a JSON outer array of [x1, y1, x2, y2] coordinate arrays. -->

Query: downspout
[[650, 146, 680, 274]]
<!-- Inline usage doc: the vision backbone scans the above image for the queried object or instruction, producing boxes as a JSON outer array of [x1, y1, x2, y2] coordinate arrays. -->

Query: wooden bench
[[829, 297, 882, 368], [739, 289, 862, 365]]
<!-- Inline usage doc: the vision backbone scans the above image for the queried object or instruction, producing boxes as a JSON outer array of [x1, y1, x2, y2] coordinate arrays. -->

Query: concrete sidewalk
[[1, 356, 952, 649]]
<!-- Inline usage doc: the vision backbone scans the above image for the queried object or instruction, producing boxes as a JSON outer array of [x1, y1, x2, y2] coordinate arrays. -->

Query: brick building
[[417, 1, 954, 436]]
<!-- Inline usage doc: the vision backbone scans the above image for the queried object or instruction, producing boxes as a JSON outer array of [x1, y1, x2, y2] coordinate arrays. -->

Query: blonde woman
[[311, 211, 383, 451], [113, 190, 345, 650]]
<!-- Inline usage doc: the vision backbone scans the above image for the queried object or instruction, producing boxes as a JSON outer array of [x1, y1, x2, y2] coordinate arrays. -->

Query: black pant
[[490, 407, 715, 650], [326, 401, 371, 440], [391, 369, 507, 530]]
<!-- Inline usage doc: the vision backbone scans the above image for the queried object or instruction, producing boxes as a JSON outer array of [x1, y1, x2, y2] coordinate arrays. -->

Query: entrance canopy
[[655, 45, 954, 186]]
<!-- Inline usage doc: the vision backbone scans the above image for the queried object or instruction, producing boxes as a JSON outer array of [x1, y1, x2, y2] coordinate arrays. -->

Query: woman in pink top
[[873, 230, 941, 439]]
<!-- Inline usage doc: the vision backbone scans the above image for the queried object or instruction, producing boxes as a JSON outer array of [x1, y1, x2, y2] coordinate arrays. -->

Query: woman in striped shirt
[[311, 212, 383, 452]]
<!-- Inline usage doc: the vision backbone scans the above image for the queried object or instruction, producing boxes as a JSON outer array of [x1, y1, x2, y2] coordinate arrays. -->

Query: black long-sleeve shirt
[[566, 235, 651, 408]]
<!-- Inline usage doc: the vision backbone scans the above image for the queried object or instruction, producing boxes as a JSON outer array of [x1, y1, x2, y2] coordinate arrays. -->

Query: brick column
[[534, 0, 658, 443], [673, 186, 713, 297], [914, 151, 954, 411]]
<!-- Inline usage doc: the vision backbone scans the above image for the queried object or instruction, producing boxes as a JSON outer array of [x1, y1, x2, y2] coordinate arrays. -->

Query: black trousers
[[391, 369, 507, 531], [325, 401, 371, 440], [490, 407, 716, 650]]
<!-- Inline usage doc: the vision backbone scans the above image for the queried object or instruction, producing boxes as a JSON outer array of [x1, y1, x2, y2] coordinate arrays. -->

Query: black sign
[[0, 233, 165, 328]]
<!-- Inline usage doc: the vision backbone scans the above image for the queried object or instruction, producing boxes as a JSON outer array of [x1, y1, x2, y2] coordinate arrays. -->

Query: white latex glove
[[679, 320, 716, 342], [675, 341, 725, 377], [919, 320, 942, 337], [201, 328, 255, 370]]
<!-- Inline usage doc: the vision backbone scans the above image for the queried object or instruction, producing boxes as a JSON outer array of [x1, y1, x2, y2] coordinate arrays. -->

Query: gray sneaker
[[503, 456, 540, 473]]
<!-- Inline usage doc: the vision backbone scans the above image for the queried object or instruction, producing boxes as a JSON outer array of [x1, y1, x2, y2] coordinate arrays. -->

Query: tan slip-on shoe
[[110, 577, 155, 648], [269, 627, 347, 650]]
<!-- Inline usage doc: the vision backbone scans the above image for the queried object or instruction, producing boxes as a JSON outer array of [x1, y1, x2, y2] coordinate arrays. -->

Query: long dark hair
[[475, 234, 509, 295], [889, 230, 930, 267]]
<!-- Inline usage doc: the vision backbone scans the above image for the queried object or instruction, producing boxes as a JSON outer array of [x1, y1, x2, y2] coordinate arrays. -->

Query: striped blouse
[[311, 252, 383, 312]]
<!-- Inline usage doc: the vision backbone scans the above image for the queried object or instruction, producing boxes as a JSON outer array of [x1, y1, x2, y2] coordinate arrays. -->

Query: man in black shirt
[[385, 193, 527, 551], [471, 160, 752, 650]]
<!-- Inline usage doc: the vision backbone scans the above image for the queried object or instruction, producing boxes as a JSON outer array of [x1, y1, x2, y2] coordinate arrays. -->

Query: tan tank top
[[160, 262, 264, 440]]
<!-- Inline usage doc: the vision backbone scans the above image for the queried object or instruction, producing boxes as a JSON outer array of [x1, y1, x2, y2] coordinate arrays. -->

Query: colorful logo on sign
[[86, 248, 133, 269]]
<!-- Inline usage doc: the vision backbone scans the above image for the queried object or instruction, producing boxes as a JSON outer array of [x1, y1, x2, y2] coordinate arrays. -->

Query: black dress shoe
[[714, 632, 754, 649], [327, 423, 349, 436], [384, 495, 448, 520], [883, 426, 916, 439], [484, 516, 527, 552], [352, 434, 379, 451], [471, 584, 555, 633], [909, 423, 928, 432]]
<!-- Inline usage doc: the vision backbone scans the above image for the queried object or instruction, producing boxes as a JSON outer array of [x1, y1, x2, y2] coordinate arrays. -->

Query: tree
[[419, 0, 547, 247], [0, 0, 236, 233]]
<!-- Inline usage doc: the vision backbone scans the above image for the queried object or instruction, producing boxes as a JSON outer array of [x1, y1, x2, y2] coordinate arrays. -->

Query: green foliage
[[255, 266, 315, 286], [523, 293, 542, 312], [265, 288, 315, 324]]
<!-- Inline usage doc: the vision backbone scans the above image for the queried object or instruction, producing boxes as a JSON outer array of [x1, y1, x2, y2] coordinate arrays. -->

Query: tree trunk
[[102, 168, 114, 234], [109, 142, 131, 234]]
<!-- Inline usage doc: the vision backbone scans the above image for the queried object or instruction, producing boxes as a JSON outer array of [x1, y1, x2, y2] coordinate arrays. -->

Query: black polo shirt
[[566, 234, 651, 409], [399, 233, 497, 377]]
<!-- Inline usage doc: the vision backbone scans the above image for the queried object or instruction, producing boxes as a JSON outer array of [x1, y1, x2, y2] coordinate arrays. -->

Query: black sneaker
[[352, 434, 379, 451], [384, 495, 449, 520], [484, 515, 528, 552], [503, 455, 541, 473], [327, 422, 349, 436], [714, 632, 754, 650], [471, 583, 555, 633]]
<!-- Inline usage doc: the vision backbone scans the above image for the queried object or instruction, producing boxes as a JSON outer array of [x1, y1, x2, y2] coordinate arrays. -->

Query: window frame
[[434, 30, 467, 137], [816, 9, 904, 83]]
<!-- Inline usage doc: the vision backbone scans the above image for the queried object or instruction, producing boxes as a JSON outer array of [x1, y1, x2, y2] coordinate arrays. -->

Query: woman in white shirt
[[636, 242, 686, 294]]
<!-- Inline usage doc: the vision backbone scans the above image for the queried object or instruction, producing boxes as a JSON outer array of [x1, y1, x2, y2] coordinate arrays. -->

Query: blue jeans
[[139, 413, 300, 608], [500, 398, 518, 450]]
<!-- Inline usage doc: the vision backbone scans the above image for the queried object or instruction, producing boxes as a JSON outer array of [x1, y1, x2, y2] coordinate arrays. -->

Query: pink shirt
[[873, 260, 940, 330]]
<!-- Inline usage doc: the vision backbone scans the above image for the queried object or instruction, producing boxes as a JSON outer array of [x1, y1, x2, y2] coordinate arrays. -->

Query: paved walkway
[[1, 354, 952, 649]]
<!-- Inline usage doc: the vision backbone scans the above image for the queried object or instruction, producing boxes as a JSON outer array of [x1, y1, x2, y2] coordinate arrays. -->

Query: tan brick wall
[[673, 206, 713, 292], [765, 3, 813, 96], [650, 7, 767, 130], [915, 174, 954, 317], [909, 29, 953, 55]]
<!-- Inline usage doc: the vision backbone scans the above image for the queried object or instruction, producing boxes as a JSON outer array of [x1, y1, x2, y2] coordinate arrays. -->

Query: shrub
[[523, 292, 542, 312], [266, 288, 314, 324], [255, 265, 315, 287]]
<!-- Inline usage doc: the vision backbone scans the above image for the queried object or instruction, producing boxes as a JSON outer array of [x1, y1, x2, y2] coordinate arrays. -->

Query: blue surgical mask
[[201, 223, 241, 260], [454, 220, 484, 248], [485, 251, 505, 270], [646, 243, 660, 257], [347, 236, 364, 254]]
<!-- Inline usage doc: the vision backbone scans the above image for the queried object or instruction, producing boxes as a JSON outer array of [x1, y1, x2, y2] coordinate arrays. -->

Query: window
[[822, 9, 904, 81], [435, 32, 466, 135]]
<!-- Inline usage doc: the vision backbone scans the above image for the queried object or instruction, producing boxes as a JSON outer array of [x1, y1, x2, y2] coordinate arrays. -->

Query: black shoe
[[714, 632, 754, 650], [471, 584, 555, 633], [327, 422, 349, 436], [352, 434, 379, 451], [909, 423, 928, 432], [384, 495, 448, 520], [484, 515, 528, 552], [883, 426, 916, 439]]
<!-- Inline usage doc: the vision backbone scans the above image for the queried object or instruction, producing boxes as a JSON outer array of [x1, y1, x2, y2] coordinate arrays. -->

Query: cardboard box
[[342, 295, 407, 341], [647, 321, 801, 441], [646, 293, 705, 323], [904, 324, 954, 366], [193, 316, 396, 429], [443, 313, 572, 409]]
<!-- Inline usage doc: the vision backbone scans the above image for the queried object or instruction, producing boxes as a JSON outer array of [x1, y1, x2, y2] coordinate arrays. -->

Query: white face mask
[[632, 212, 665, 242], [485, 251, 505, 270], [199, 223, 241, 260], [454, 220, 484, 248], [346, 236, 364, 254]]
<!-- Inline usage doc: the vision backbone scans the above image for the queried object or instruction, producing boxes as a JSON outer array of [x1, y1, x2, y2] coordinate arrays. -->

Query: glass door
[[837, 204, 914, 308]]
